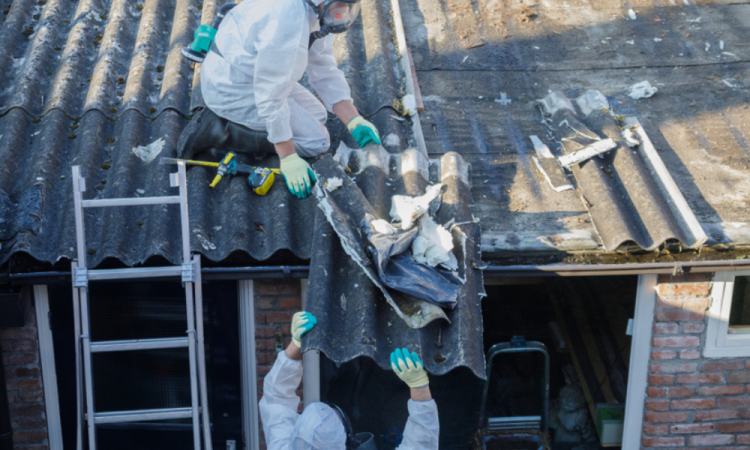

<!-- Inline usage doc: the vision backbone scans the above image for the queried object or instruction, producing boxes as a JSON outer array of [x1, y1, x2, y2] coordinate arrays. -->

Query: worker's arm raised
[[391, 348, 440, 450], [285, 311, 317, 360]]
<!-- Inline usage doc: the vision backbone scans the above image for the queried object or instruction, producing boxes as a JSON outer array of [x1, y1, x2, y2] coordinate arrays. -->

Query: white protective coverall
[[201, 0, 353, 157], [259, 352, 441, 450]]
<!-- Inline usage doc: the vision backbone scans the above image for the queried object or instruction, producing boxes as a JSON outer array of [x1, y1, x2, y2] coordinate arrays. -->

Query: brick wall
[[254, 279, 302, 450], [1, 302, 49, 450], [642, 272, 750, 449]]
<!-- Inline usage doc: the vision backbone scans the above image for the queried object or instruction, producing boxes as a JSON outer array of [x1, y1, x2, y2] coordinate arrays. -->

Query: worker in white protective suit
[[177, 0, 382, 199], [260, 311, 440, 450]]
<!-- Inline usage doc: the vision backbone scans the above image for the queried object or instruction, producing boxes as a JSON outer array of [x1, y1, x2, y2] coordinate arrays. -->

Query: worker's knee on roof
[[293, 132, 330, 157]]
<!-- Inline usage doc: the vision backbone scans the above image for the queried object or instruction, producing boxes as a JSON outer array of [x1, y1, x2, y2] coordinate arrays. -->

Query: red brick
[[7, 390, 43, 404], [699, 385, 746, 396], [743, 409, 750, 418], [719, 422, 750, 433], [8, 404, 44, 416], [674, 284, 710, 296], [256, 339, 276, 351], [648, 387, 695, 398], [255, 327, 277, 338], [677, 373, 725, 384], [671, 423, 715, 434], [653, 336, 700, 348], [656, 310, 705, 322], [684, 323, 706, 334], [2, 353, 36, 366], [646, 400, 671, 411], [14, 367, 40, 378], [657, 294, 684, 309], [10, 415, 47, 429], [672, 398, 716, 410], [256, 352, 278, 364], [680, 350, 701, 360], [695, 410, 741, 421], [254, 298, 275, 309], [264, 311, 296, 323], [683, 296, 710, 310], [689, 434, 734, 446], [650, 375, 675, 386], [654, 323, 680, 334], [642, 436, 685, 447], [644, 424, 669, 435], [652, 350, 677, 360], [12, 431, 47, 443], [6, 379, 42, 390], [739, 435, 750, 445], [0, 328, 38, 340], [278, 297, 302, 310], [257, 365, 273, 377], [645, 412, 690, 423], [13, 339, 38, 352], [720, 397, 750, 408], [702, 360, 745, 372], [651, 362, 699, 373], [729, 372, 750, 383], [254, 281, 300, 296]]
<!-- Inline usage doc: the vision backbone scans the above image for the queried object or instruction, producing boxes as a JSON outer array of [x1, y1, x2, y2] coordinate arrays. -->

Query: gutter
[[8, 258, 750, 285]]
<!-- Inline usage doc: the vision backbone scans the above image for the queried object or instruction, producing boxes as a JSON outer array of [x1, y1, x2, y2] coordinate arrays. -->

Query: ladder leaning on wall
[[69, 162, 213, 450]]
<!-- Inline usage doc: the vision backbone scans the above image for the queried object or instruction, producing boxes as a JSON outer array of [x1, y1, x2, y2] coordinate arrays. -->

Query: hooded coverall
[[200, 0, 352, 157], [259, 352, 441, 450]]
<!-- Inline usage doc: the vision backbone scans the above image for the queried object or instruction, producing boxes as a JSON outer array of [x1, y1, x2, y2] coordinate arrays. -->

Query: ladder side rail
[[193, 256, 213, 450], [185, 283, 201, 450], [71, 265, 84, 450], [179, 162, 201, 450], [71, 166, 88, 267], [79, 288, 97, 450]]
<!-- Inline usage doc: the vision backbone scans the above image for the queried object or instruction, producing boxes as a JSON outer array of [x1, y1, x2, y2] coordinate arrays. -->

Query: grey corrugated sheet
[[304, 149, 486, 379], [0, 0, 414, 266], [404, 0, 750, 257]]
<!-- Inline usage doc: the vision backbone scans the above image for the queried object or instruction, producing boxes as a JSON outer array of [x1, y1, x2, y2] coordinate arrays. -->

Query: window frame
[[705, 271, 750, 358]]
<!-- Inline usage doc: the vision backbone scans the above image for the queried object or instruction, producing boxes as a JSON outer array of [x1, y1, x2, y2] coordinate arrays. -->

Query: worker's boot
[[177, 108, 276, 160]]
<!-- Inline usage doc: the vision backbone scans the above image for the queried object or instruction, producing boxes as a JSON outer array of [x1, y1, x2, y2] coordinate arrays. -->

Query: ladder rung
[[93, 407, 193, 424], [82, 196, 180, 208], [90, 337, 189, 353], [88, 266, 182, 281]]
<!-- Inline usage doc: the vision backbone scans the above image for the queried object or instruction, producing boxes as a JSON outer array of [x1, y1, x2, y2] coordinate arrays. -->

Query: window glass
[[729, 276, 750, 333]]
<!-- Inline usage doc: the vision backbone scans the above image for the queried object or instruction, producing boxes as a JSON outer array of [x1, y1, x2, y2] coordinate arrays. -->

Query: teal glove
[[291, 311, 317, 348], [347, 116, 382, 148], [391, 348, 429, 389], [280, 153, 317, 199]]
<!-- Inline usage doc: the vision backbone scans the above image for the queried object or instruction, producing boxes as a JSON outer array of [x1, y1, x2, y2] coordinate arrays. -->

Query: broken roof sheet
[[403, 0, 750, 259], [0, 0, 412, 266], [304, 148, 486, 379]]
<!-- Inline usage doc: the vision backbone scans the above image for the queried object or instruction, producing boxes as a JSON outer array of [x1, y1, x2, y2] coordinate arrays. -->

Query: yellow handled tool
[[159, 155, 281, 195]]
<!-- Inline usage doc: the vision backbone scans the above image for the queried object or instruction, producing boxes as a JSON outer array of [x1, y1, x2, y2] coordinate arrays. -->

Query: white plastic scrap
[[325, 177, 343, 192], [411, 216, 455, 269], [371, 219, 397, 235], [628, 81, 658, 99], [654, 38, 662, 42], [558, 138, 617, 169], [622, 128, 640, 147], [628, 9, 637, 20], [132, 138, 165, 163], [390, 183, 444, 230], [626, 40, 635, 45]]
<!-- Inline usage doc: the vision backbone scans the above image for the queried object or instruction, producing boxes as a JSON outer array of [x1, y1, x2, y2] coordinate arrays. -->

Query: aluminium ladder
[[70, 162, 212, 450]]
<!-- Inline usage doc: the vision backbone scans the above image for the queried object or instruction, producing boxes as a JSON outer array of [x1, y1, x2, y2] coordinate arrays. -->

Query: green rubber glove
[[280, 153, 317, 199], [292, 311, 317, 348], [391, 348, 429, 389], [347, 116, 382, 148]]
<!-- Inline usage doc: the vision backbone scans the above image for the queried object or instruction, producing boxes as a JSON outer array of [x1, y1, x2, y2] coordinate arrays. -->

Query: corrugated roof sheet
[[304, 149, 486, 379], [403, 0, 750, 258], [0, 0, 414, 266]]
